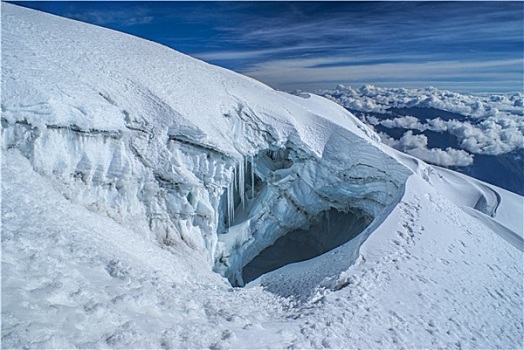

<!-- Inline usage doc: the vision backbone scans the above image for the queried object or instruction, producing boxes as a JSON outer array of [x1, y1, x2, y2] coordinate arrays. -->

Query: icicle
[[232, 166, 236, 225], [238, 157, 245, 209], [226, 184, 230, 228], [230, 180, 235, 226], [233, 165, 236, 192], [227, 180, 234, 228], [227, 164, 236, 228], [250, 155, 255, 198]]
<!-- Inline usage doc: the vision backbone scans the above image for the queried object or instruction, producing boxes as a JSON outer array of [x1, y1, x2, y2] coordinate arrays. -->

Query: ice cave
[[242, 207, 373, 285], [213, 143, 405, 287]]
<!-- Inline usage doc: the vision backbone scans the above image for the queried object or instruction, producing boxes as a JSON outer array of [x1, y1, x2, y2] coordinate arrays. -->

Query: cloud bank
[[374, 116, 523, 156], [379, 131, 474, 167], [322, 85, 524, 157]]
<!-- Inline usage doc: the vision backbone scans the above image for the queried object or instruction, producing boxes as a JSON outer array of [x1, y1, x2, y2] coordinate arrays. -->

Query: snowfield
[[2, 3, 523, 349]]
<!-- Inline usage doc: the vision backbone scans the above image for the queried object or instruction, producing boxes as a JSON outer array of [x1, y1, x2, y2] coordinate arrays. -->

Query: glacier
[[2, 3, 523, 349]]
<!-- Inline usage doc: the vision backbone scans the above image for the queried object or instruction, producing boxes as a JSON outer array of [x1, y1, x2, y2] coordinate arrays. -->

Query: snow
[[2, 3, 523, 349]]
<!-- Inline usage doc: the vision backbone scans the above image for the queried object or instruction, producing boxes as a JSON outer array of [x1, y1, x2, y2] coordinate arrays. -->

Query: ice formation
[[215, 140, 411, 286], [1, 3, 418, 288]]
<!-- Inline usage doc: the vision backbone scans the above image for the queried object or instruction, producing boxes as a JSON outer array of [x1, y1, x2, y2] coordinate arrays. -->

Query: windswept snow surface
[[2, 4, 523, 349]]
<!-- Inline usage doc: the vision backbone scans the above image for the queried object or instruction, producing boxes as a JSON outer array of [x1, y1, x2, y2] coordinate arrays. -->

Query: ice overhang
[[213, 138, 410, 287]]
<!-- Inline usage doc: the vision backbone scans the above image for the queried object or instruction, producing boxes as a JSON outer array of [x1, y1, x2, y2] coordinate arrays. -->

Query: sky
[[11, 1, 524, 93]]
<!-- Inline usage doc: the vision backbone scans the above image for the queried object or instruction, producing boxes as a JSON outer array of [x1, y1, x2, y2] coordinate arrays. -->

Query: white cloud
[[378, 132, 397, 147], [427, 118, 448, 132], [380, 116, 426, 130], [380, 116, 524, 156], [449, 119, 524, 155], [407, 148, 474, 167], [360, 115, 380, 126], [327, 86, 524, 156], [380, 130, 474, 167], [398, 130, 428, 150]]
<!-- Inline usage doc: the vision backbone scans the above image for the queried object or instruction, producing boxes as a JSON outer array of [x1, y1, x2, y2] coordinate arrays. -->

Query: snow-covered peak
[[3, 0, 520, 286]]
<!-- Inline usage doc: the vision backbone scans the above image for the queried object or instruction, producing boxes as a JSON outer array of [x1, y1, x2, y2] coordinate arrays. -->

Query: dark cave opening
[[242, 207, 373, 285]]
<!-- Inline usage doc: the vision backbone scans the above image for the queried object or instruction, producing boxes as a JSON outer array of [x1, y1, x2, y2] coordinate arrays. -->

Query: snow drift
[[2, 4, 522, 348]]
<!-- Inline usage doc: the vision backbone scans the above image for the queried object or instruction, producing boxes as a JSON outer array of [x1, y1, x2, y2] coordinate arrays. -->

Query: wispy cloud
[[207, 2, 522, 53], [239, 57, 523, 92], [193, 44, 342, 62], [185, 2, 523, 91], [24, 1, 522, 93]]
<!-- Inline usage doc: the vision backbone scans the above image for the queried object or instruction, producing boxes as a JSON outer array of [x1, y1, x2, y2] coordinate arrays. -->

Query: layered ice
[[1, 108, 409, 287]]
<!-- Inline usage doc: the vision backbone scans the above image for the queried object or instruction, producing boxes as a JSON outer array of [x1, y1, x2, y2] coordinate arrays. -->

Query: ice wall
[[2, 104, 410, 287]]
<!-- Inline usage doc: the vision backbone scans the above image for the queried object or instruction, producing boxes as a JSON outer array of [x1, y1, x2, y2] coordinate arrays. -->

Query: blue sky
[[13, 1, 524, 93]]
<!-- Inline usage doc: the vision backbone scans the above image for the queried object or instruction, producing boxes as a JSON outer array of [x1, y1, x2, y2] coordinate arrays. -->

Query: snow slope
[[2, 3, 523, 348]]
